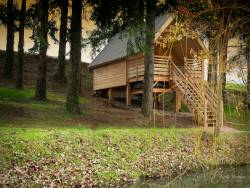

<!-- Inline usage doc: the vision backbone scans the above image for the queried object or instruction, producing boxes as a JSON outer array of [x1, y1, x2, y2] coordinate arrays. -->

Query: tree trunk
[[55, 0, 68, 82], [245, 33, 250, 110], [34, 0, 48, 100], [221, 40, 228, 105], [215, 46, 225, 136], [3, 0, 14, 79], [207, 38, 218, 91], [141, 0, 156, 117], [214, 27, 228, 136], [16, 0, 26, 89], [66, 0, 82, 114]]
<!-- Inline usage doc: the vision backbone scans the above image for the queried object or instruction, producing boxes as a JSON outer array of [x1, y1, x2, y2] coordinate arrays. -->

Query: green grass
[[0, 86, 249, 186], [0, 87, 88, 103], [0, 87, 90, 129], [226, 83, 247, 92], [0, 127, 249, 187], [224, 105, 250, 131], [0, 87, 34, 101]]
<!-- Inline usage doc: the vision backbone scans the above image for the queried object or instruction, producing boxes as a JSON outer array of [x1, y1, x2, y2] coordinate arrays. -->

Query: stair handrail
[[171, 62, 205, 112]]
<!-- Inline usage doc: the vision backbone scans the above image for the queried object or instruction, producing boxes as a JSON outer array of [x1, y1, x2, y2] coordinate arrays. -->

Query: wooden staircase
[[171, 61, 218, 127]]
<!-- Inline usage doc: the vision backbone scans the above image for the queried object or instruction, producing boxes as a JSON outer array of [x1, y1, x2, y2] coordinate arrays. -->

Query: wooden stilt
[[175, 90, 182, 112], [156, 93, 160, 106], [108, 88, 113, 101], [126, 83, 131, 106]]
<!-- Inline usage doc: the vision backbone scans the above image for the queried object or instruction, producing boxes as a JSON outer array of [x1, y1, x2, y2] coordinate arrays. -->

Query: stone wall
[[0, 50, 92, 95]]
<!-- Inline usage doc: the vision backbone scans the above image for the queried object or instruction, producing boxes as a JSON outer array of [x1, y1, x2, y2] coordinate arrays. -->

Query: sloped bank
[[0, 128, 249, 187]]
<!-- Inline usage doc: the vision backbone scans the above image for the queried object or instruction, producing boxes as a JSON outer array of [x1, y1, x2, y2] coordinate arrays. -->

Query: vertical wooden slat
[[204, 99, 208, 128]]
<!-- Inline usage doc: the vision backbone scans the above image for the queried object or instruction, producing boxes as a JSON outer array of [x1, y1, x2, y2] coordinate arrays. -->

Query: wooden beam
[[175, 90, 182, 112], [154, 14, 174, 41], [131, 88, 173, 95], [126, 83, 131, 106], [153, 88, 173, 93]]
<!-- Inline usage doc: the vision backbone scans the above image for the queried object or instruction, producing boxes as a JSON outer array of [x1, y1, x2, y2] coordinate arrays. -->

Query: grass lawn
[[226, 83, 247, 92], [225, 105, 250, 131], [0, 87, 249, 187], [223, 83, 250, 131]]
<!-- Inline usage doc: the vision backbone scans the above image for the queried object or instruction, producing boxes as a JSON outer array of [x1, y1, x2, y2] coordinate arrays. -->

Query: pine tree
[[66, 0, 82, 114], [3, 0, 14, 79], [16, 0, 26, 89], [54, 0, 68, 83], [141, 0, 156, 117], [34, 0, 49, 100]]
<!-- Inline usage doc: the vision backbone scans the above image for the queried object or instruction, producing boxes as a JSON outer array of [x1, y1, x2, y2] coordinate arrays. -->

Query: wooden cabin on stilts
[[89, 14, 224, 128]]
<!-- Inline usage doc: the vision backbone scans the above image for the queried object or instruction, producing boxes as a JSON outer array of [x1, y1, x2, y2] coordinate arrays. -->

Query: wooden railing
[[184, 57, 203, 79], [171, 61, 218, 127], [154, 55, 171, 76], [127, 55, 171, 81]]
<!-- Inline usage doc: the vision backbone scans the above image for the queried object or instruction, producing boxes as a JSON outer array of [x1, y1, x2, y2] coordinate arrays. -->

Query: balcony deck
[[127, 55, 171, 83]]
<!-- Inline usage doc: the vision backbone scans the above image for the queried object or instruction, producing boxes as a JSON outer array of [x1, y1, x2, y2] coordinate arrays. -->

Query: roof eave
[[154, 13, 175, 42], [88, 56, 127, 69]]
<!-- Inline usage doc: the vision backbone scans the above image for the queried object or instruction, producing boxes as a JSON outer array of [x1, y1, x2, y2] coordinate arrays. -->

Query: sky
[[0, 0, 95, 63]]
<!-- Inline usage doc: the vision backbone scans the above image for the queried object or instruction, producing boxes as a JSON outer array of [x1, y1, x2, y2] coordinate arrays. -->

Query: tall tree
[[66, 0, 82, 113], [3, 0, 14, 79], [237, 2, 250, 110], [16, 0, 26, 89], [34, 0, 49, 100], [54, 0, 68, 82], [242, 25, 250, 110], [246, 34, 250, 109], [141, 0, 156, 117]]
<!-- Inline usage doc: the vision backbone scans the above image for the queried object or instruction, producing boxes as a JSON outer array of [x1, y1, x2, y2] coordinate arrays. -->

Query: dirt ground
[[64, 98, 198, 128]]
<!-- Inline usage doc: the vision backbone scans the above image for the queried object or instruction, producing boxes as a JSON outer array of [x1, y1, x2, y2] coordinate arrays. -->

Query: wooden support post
[[126, 83, 131, 106], [156, 93, 160, 106], [175, 90, 182, 112], [108, 88, 114, 101], [204, 99, 208, 128], [201, 58, 204, 81]]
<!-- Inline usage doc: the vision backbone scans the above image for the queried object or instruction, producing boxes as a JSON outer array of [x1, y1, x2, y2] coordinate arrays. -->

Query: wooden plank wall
[[93, 60, 127, 90], [127, 54, 144, 80]]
